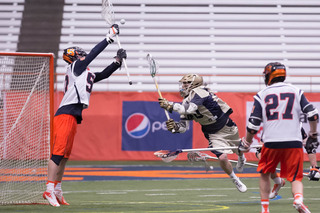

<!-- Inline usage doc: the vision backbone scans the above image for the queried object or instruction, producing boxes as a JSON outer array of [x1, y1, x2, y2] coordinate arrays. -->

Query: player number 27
[[265, 93, 294, 121]]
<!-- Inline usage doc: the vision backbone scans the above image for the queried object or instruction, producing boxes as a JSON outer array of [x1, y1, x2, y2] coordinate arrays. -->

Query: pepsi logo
[[125, 113, 151, 139]]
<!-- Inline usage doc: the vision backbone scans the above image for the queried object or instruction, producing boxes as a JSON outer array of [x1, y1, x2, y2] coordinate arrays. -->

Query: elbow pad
[[304, 104, 319, 121], [186, 102, 198, 114], [173, 103, 186, 114], [175, 119, 189, 133], [247, 117, 261, 134], [308, 110, 319, 121]]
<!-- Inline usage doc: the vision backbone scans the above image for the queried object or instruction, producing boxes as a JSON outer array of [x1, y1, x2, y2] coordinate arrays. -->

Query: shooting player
[[158, 74, 248, 193]]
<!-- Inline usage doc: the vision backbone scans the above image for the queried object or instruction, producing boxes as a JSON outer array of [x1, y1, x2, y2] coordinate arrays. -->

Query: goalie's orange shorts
[[52, 114, 77, 158], [257, 146, 304, 182]]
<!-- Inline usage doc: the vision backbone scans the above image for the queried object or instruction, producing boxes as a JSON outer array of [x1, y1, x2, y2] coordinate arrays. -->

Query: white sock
[[294, 193, 303, 203], [272, 176, 282, 184], [46, 181, 55, 192], [229, 171, 238, 180], [55, 182, 62, 192], [261, 199, 269, 213]]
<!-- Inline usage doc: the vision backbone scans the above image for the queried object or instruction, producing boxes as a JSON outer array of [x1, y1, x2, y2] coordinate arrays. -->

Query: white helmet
[[179, 74, 203, 97]]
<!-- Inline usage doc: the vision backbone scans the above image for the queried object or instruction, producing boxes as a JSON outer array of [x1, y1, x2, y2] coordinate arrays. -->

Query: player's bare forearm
[[309, 120, 318, 134], [246, 131, 255, 143]]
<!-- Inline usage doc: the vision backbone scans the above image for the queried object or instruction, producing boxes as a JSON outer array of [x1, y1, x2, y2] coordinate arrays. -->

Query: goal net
[[0, 52, 54, 205]]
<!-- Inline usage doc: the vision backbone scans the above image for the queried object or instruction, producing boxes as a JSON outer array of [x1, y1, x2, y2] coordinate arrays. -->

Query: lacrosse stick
[[187, 151, 260, 167], [154, 145, 262, 162], [187, 152, 212, 172], [187, 151, 309, 176], [101, 0, 132, 85], [146, 53, 175, 133]]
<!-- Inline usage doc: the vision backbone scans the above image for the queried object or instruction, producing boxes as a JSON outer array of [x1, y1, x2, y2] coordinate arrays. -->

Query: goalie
[[43, 24, 127, 207], [158, 74, 247, 193]]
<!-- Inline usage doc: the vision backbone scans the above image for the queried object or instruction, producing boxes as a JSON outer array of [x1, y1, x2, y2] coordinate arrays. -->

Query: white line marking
[[145, 193, 176, 196], [198, 195, 227, 197]]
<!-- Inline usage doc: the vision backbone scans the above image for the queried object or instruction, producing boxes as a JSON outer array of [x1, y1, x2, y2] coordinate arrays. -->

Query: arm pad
[[246, 117, 261, 134]]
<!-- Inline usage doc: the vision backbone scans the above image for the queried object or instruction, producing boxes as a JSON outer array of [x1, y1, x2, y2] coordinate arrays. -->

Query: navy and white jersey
[[178, 86, 233, 134], [248, 82, 317, 148]]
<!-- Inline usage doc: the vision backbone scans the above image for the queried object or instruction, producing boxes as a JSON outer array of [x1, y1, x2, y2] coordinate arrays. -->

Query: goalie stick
[[146, 53, 175, 133], [154, 145, 262, 162], [101, 0, 132, 85]]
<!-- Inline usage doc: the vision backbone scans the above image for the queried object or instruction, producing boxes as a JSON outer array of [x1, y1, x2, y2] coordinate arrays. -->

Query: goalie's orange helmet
[[63, 46, 87, 64], [263, 62, 286, 86]]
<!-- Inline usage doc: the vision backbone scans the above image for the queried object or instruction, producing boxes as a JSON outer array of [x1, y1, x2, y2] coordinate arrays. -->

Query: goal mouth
[[0, 52, 54, 205]]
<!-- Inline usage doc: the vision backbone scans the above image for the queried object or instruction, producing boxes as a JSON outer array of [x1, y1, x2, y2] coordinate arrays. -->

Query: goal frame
[[0, 52, 54, 149], [0, 52, 54, 205]]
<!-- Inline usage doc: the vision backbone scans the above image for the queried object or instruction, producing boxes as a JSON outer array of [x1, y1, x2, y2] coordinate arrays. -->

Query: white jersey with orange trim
[[254, 82, 303, 144]]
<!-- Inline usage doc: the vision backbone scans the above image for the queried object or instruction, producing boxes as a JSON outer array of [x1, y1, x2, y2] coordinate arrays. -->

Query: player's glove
[[308, 166, 320, 181], [238, 137, 251, 153], [115, 48, 127, 65], [166, 119, 179, 132], [106, 24, 119, 44], [305, 134, 319, 154], [158, 98, 173, 113]]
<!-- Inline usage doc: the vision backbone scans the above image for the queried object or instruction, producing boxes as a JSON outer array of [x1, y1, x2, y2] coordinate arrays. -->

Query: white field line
[[198, 195, 227, 197], [145, 193, 176, 196]]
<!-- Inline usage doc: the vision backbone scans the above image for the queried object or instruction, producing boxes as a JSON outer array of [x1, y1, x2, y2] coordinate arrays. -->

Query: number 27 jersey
[[252, 82, 307, 144]]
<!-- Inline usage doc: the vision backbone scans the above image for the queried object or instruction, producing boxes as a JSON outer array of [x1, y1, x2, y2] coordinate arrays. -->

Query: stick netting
[[101, 0, 115, 26], [0, 54, 51, 205]]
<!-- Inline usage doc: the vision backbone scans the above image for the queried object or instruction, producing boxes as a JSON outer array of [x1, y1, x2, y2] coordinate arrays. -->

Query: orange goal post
[[0, 52, 54, 205]]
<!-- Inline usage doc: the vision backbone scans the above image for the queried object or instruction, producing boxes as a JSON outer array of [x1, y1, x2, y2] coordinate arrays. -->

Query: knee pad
[[51, 154, 64, 166]]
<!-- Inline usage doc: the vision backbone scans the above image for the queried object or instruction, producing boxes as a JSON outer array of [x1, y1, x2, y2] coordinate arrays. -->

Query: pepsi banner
[[64, 91, 320, 161], [122, 101, 193, 151]]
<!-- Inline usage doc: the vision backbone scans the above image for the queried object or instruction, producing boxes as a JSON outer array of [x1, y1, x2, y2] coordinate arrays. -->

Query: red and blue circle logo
[[125, 113, 151, 139]]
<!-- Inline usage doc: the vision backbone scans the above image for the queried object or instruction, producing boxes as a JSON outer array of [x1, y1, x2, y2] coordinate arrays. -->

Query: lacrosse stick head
[[187, 152, 207, 162], [154, 150, 178, 163], [146, 54, 159, 78], [101, 0, 115, 25], [187, 152, 213, 173]]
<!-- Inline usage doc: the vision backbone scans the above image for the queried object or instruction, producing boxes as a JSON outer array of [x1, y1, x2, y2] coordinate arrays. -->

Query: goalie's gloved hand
[[115, 48, 127, 65], [308, 166, 320, 181], [166, 118, 179, 132], [158, 98, 173, 113], [238, 137, 251, 153], [305, 134, 319, 154], [106, 24, 119, 44]]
